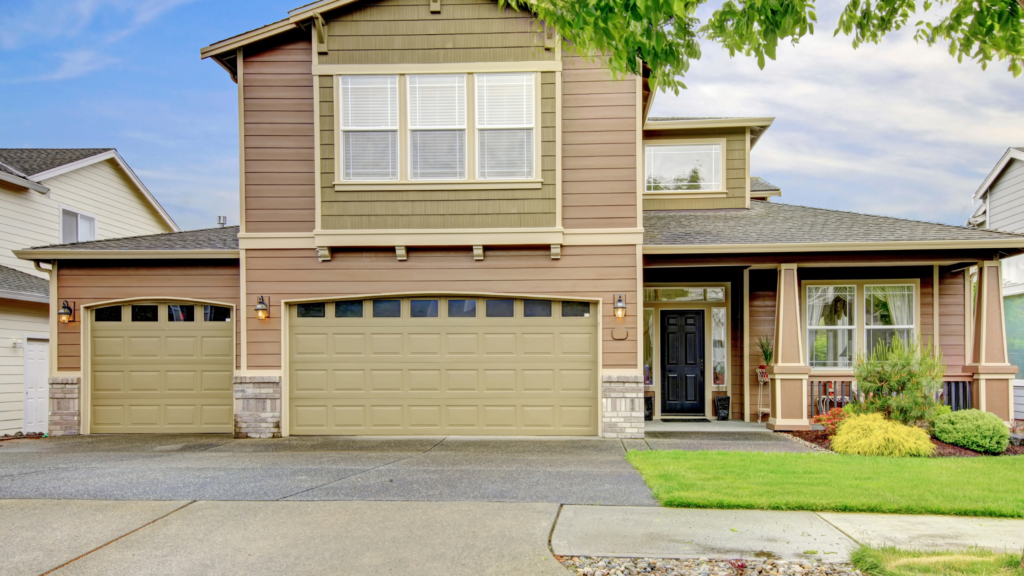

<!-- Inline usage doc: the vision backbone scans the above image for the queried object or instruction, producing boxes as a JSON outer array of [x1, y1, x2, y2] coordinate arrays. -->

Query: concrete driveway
[[0, 434, 656, 505]]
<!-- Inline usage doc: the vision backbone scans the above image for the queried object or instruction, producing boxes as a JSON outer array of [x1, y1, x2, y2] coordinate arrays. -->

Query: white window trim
[[803, 280, 922, 373], [406, 74, 468, 181], [337, 75, 400, 182], [643, 137, 728, 195], [476, 72, 536, 181], [805, 284, 857, 370], [864, 284, 916, 352], [333, 72, 541, 186], [59, 205, 99, 244]]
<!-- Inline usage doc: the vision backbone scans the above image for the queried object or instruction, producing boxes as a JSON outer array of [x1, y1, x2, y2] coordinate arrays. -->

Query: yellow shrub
[[831, 413, 935, 457]]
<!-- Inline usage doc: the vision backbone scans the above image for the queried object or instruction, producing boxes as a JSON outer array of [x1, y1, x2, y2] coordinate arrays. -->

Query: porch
[[639, 258, 1015, 431]]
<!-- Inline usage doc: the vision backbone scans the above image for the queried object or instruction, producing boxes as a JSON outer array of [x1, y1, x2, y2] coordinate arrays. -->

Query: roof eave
[[0, 289, 48, 304], [200, 18, 299, 61], [643, 117, 775, 131], [14, 249, 240, 261], [973, 148, 1024, 202], [0, 170, 49, 194], [642, 238, 1024, 255]]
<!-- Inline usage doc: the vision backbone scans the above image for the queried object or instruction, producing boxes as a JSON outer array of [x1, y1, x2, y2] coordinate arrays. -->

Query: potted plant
[[755, 335, 774, 369]]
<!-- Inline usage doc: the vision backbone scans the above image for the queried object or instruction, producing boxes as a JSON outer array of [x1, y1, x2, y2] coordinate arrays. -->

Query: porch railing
[[808, 380, 856, 418], [939, 381, 973, 411]]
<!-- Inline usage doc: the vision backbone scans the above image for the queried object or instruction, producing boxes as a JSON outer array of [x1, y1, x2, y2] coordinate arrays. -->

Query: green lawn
[[625, 450, 1024, 517], [851, 545, 1024, 576]]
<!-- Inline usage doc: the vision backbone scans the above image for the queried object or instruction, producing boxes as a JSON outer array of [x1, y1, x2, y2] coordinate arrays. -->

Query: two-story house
[[16, 0, 1022, 438], [0, 148, 178, 435]]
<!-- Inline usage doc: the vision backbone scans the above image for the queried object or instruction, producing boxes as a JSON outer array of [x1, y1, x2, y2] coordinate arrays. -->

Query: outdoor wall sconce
[[255, 296, 269, 320], [58, 300, 75, 324], [613, 294, 627, 318]]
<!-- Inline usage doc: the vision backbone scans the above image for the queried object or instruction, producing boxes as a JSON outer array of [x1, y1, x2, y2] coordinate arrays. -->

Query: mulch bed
[[782, 430, 1024, 457], [0, 433, 46, 443]]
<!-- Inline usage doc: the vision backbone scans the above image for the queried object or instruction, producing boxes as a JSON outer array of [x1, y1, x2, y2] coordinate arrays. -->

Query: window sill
[[643, 191, 728, 200], [334, 179, 544, 192]]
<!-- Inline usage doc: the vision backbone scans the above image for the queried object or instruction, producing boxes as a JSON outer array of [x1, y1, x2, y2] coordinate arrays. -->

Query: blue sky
[[2, 0, 1022, 231]]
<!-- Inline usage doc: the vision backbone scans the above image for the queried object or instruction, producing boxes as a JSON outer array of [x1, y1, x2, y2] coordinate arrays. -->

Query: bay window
[[476, 73, 535, 179], [408, 74, 466, 180], [807, 286, 855, 368], [339, 75, 399, 180], [865, 285, 915, 355]]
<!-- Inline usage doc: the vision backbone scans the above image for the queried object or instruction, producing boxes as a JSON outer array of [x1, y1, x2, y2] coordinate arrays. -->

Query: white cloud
[[12, 49, 118, 82], [651, 4, 1024, 225]]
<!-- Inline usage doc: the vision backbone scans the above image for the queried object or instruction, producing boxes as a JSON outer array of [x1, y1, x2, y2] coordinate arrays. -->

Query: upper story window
[[340, 75, 399, 180], [645, 142, 723, 192], [338, 72, 536, 183], [61, 208, 96, 243], [477, 73, 534, 179]]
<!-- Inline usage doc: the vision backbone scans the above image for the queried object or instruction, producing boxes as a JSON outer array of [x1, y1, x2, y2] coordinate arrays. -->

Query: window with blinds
[[476, 73, 535, 179], [340, 75, 399, 180], [61, 209, 95, 244], [408, 74, 466, 180]]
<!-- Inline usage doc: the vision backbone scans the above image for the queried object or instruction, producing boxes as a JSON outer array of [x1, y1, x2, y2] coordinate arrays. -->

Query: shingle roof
[[0, 265, 49, 299], [644, 200, 1024, 247], [0, 149, 112, 179], [24, 226, 240, 252], [750, 177, 780, 192]]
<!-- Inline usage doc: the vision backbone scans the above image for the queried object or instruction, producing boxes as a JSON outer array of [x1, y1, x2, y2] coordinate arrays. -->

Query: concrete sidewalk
[[551, 506, 1024, 563]]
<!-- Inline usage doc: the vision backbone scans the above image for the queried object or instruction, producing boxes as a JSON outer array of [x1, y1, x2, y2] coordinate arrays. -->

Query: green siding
[[642, 127, 748, 211]]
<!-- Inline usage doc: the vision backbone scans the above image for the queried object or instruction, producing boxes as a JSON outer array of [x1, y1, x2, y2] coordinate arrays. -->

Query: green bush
[[831, 413, 936, 457], [933, 409, 1010, 454], [851, 338, 945, 426], [929, 404, 952, 425]]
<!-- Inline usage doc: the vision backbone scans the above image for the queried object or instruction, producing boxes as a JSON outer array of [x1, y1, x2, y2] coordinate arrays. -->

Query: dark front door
[[661, 310, 705, 415]]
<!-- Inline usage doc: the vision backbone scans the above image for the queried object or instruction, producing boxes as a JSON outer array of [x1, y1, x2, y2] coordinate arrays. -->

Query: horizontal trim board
[[644, 117, 775, 130], [643, 239, 1024, 254], [334, 181, 543, 191], [15, 250, 240, 260], [312, 61, 562, 74], [0, 289, 48, 303]]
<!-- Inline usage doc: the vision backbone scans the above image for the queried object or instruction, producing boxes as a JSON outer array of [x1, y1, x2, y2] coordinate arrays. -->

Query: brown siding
[[55, 261, 241, 371], [243, 31, 316, 233], [747, 270, 777, 421], [939, 270, 968, 373], [320, 0, 553, 65], [561, 54, 638, 229], [642, 127, 747, 211], [244, 246, 637, 369]]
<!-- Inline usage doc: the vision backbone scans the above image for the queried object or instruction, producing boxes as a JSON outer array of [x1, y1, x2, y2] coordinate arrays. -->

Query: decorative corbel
[[429, 0, 441, 13], [316, 247, 331, 262], [396, 246, 407, 261], [473, 245, 484, 261], [314, 13, 328, 55], [550, 244, 561, 260]]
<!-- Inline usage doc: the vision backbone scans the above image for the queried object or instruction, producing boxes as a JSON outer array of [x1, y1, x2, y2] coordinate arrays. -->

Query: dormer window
[[645, 142, 724, 192]]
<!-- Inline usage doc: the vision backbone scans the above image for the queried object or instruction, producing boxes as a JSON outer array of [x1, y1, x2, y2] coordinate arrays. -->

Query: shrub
[[929, 404, 952, 425], [813, 407, 847, 437], [831, 413, 936, 457], [933, 409, 1010, 454], [851, 338, 945, 426]]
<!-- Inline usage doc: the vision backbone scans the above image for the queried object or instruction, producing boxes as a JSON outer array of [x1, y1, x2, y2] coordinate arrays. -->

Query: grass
[[850, 545, 1024, 576], [625, 450, 1024, 517]]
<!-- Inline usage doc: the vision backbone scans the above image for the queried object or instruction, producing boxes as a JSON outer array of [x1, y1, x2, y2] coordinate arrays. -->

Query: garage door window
[[448, 299, 476, 318], [562, 302, 590, 317], [94, 306, 122, 322], [204, 306, 232, 322], [411, 299, 439, 317], [131, 305, 158, 322], [486, 299, 514, 317], [168, 305, 195, 322], [297, 303, 326, 318], [335, 301, 363, 318], [524, 300, 551, 317], [373, 300, 402, 318]]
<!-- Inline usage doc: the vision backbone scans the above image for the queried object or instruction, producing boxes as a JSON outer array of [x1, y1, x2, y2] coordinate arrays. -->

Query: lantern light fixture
[[58, 300, 75, 324], [255, 296, 269, 320], [613, 294, 627, 318]]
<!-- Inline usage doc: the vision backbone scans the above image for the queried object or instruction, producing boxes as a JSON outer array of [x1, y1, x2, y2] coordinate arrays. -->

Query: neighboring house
[[968, 146, 1024, 420], [15, 0, 1021, 439], [0, 148, 178, 434]]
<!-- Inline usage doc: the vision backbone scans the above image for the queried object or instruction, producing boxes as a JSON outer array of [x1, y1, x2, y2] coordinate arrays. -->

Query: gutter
[[0, 289, 48, 304], [642, 238, 1024, 255], [14, 249, 240, 261]]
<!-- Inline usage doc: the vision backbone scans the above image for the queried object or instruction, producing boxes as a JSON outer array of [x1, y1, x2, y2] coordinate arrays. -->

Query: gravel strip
[[778, 433, 834, 453], [557, 557, 860, 576]]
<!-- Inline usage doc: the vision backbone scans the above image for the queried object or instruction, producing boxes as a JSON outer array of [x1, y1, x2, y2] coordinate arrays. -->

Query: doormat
[[659, 418, 710, 423]]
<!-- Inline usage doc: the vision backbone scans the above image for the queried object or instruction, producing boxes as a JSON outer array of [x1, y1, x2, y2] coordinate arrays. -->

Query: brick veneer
[[601, 374, 644, 438], [48, 377, 81, 436], [233, 376, 282, 439]]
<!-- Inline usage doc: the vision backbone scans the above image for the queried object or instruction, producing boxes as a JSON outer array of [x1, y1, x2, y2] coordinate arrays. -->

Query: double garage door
[[89, 302, 234, 433], [288, 297, 599, 436]]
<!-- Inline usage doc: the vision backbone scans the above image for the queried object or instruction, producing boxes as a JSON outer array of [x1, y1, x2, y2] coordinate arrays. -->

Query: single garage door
[[90, 302, 234, 433], [288, 297, 599, 435]]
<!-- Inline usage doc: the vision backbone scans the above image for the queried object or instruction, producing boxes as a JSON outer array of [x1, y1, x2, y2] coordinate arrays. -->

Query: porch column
[[966, 260, 1017, 424], [767, 264, 812, 431]]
